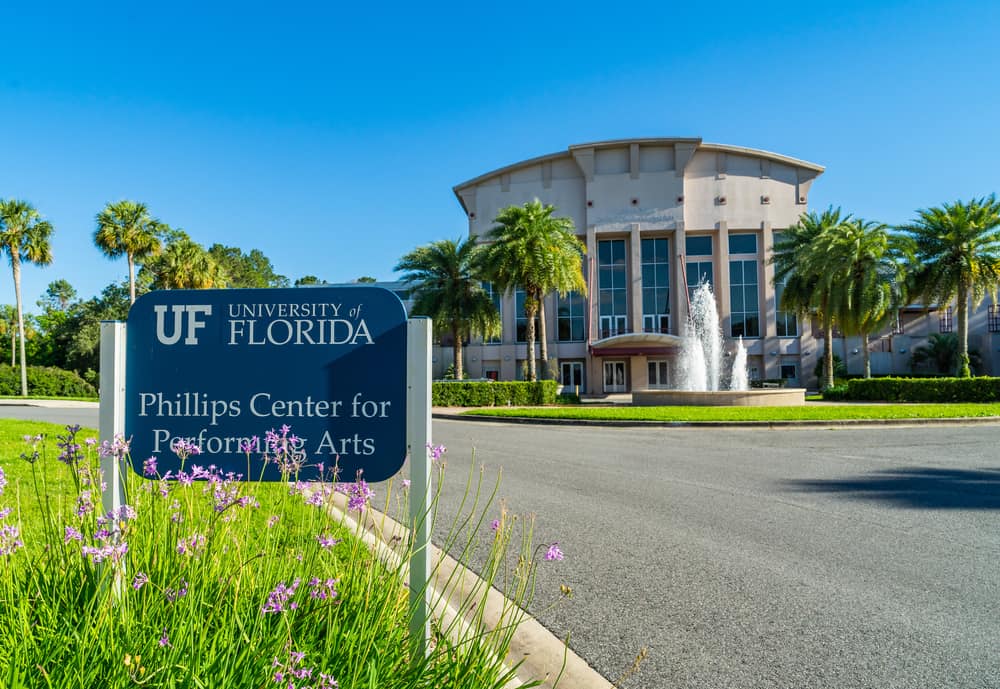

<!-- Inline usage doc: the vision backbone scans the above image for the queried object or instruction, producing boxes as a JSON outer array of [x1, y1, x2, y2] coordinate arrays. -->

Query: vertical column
[[406, 318, 432, 662], [586, 224, 598, 394], [674, 221, 688, 327], [629, 223, 643, 335], [99, 320, 127, 597], [761, 221, 780, 380], [716, 221, 731, 339]]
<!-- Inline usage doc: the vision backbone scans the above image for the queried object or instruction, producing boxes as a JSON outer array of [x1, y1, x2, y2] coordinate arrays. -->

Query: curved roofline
[[452, 137, 824, 211], [700, 142, 825, 173]]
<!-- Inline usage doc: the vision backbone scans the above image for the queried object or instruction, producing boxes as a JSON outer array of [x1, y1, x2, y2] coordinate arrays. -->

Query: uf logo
[[154, 305, 213, 345]]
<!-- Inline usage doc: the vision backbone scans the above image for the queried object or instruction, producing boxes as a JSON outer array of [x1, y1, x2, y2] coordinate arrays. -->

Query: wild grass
[[0, 420, 561, 689]]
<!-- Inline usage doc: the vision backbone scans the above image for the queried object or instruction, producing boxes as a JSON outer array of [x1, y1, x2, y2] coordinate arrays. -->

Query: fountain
[[633, 282, 805, 406]]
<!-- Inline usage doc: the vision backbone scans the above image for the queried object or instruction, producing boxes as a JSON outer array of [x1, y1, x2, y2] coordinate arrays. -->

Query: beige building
[[419, 138, 1000, 389], [447, 137, 830, 393]]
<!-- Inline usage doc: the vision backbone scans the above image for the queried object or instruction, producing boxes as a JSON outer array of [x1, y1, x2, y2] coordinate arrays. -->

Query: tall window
[[685, 235, 713, 300], [772, 232, 797, 337], [598, 239, 628, 337], [641, 238, 670, 333], [729, 260, 760, 337], [557, 291, 586, 341], [515, 289, 540, 343], [482, 281, 502, 344]]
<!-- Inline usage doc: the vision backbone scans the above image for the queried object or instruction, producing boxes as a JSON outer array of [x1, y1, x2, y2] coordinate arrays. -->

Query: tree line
[[0, 199, 329, 395]]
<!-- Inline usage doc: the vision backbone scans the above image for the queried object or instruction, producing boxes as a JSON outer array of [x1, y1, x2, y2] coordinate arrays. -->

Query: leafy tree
[[146, 238, 228, 289], [395, 237, 500, 380], [356, 276, 377, 283], [478, 200, 586, 381], [899, 195, 1000, 377], [295, 275, 328, 287], [820, 219, 913, 378], [94, 200, 163, 304], [909, 332, 983, 376], [207, 244, 288, 288], [771, 207, 849, 390], [41, 279, 77, 312], [0, 305, 19, 367], [0, 199, 54, 396]]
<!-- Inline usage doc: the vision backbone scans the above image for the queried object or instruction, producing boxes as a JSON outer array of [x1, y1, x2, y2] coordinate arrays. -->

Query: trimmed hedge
[[0, 364, 98, 398], [842, 376, 1000, 403], [432, 380, 559, 407]]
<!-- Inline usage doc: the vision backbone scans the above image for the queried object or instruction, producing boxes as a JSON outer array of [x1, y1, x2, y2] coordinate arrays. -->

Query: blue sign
[[125, 287, 407, 482]]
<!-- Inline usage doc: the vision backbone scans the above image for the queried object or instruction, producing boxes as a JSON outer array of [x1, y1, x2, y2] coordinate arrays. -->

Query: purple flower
[[0, 507, 10, 520], [262, 578, 301, 614], [0, 523, 23, 556], [56, 425, 84, 465], [132, 572, 149, 589], [165, 578, 188, 602], [267, 515, 280, 528], [64, 526, 84, 543], [170, 438, 201, 459], [239, 436, 259, 454], [75, 491, 94, 518], [98, 435, 130, 460], [426, 442, 447, 463], [159, 629, 171, 647], [401, 478, 411, 489], [143, 456, 158, 477], [345, 471, 374, 512], [544, 542, 564, 562], [308, 577, 339, 601], [316, 534, 341, 549], [490, 519, 500, 532], [82, 542, 128, 564], [0, 466, 6, 496]]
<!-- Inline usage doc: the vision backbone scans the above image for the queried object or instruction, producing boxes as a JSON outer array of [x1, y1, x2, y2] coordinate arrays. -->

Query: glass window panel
[[746, 286, 758, 310], [729, 260, 743, 284], [728, 234, 757, 255], [701, 263, 713, 285], [599, 290, 612, 313], [655, 263, 668, 286], [643, 287, 655, 313], [730, 286, 744, 312], [744, 260, 758, 285], [686, 236, 712, 256], [641, 239, 653, 262], [599, 268, 612, 289], [642, 264, 654, 286], [598, 241, 611, 264], [612, 240, 625, 263], [572, 320, 584, 341], [686, 263, 700, 285], [613, 267, 626, 289], [613, 290, 627, 313], [745, 315, 760, 337], [655, 238, 669, 263]]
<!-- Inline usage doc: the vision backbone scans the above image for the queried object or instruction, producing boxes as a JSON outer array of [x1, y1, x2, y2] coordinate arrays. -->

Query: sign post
[[406, 318, 432, 660], [99, 320, 128, 596]]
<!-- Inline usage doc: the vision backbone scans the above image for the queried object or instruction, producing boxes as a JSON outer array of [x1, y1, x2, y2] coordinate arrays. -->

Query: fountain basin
[[632, 388, 806, 407]]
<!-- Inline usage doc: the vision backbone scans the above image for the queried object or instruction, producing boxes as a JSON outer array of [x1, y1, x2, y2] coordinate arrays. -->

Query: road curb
[[434, 411, 1000, 429], [327, 492, 613, 689]]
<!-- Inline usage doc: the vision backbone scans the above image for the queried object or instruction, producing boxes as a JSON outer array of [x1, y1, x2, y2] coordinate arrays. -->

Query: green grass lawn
[[460, 402, 1000, 422]]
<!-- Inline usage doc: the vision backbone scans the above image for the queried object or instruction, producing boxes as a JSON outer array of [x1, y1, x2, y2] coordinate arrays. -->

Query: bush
[[432, 380, 558, 407], [844, 376, 1000, 402], [0, 364, 97, 397], [821, 384, 850, 401], [814, 353, 848, 381]]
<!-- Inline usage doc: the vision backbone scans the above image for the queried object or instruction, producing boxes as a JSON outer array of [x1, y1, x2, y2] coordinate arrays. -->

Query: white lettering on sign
[[154, 305, 213, 345], [227, 318, 373, 346]]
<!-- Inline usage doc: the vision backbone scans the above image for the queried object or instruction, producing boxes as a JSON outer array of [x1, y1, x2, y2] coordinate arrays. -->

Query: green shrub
[[431, 380, 558, 407], [844, 376, 1000, 402], [814, 353, 848, 380], [0, 364, 97, 397], [821, 384, 850, 401], [555, 392, 581, 405]]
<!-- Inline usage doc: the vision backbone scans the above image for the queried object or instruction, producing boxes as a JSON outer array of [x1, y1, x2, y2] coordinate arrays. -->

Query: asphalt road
[[426, 419, 1000, 689], [6, 405, 999, 688]]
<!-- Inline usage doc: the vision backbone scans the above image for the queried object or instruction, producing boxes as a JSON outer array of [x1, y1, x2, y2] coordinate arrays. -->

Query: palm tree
[[899, 195, 1000, 377], [149, 238, 228, 289], [910, 332, 982, 375], [395, 238, 500, 380], [771, 207, 849, 390], [478, 200, 586, 381], [95, 200, 163, 304], [821, 219, 912, 378], [0, 200, 54, 396]]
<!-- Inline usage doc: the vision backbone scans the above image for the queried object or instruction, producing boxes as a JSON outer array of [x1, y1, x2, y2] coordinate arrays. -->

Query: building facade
[[446, 137, 826, 393]]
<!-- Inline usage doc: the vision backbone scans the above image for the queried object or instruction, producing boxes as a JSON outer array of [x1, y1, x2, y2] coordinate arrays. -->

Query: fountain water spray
[[678, 281, 748, 391]]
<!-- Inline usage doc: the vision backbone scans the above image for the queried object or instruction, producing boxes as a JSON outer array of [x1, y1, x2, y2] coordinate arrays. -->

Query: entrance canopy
[[589, 332, 684, 357]]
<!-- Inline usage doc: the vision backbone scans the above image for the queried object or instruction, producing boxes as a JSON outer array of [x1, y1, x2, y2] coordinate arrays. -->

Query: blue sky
[[1, 0, 998, 310]]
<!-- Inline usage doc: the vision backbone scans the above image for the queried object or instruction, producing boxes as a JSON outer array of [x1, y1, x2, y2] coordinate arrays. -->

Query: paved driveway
[[428, 419, 1000, 689]]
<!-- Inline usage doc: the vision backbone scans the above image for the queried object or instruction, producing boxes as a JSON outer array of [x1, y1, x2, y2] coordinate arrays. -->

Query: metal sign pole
[[406, 317, 432, 661], [99, 321, 128, 595]]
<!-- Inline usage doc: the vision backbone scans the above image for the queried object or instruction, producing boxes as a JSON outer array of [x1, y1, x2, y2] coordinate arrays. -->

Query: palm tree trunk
[[12, 254, 27, 397], [452, 325, 463, 380], [823, 319, 835, 390], [10, 330, 14, 367], [525, 292, 538, 382], [538, 297, 548, 380], [128, 253, 137, 304], [862, 332, 871, 378], [957, 288, 970, 377]]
